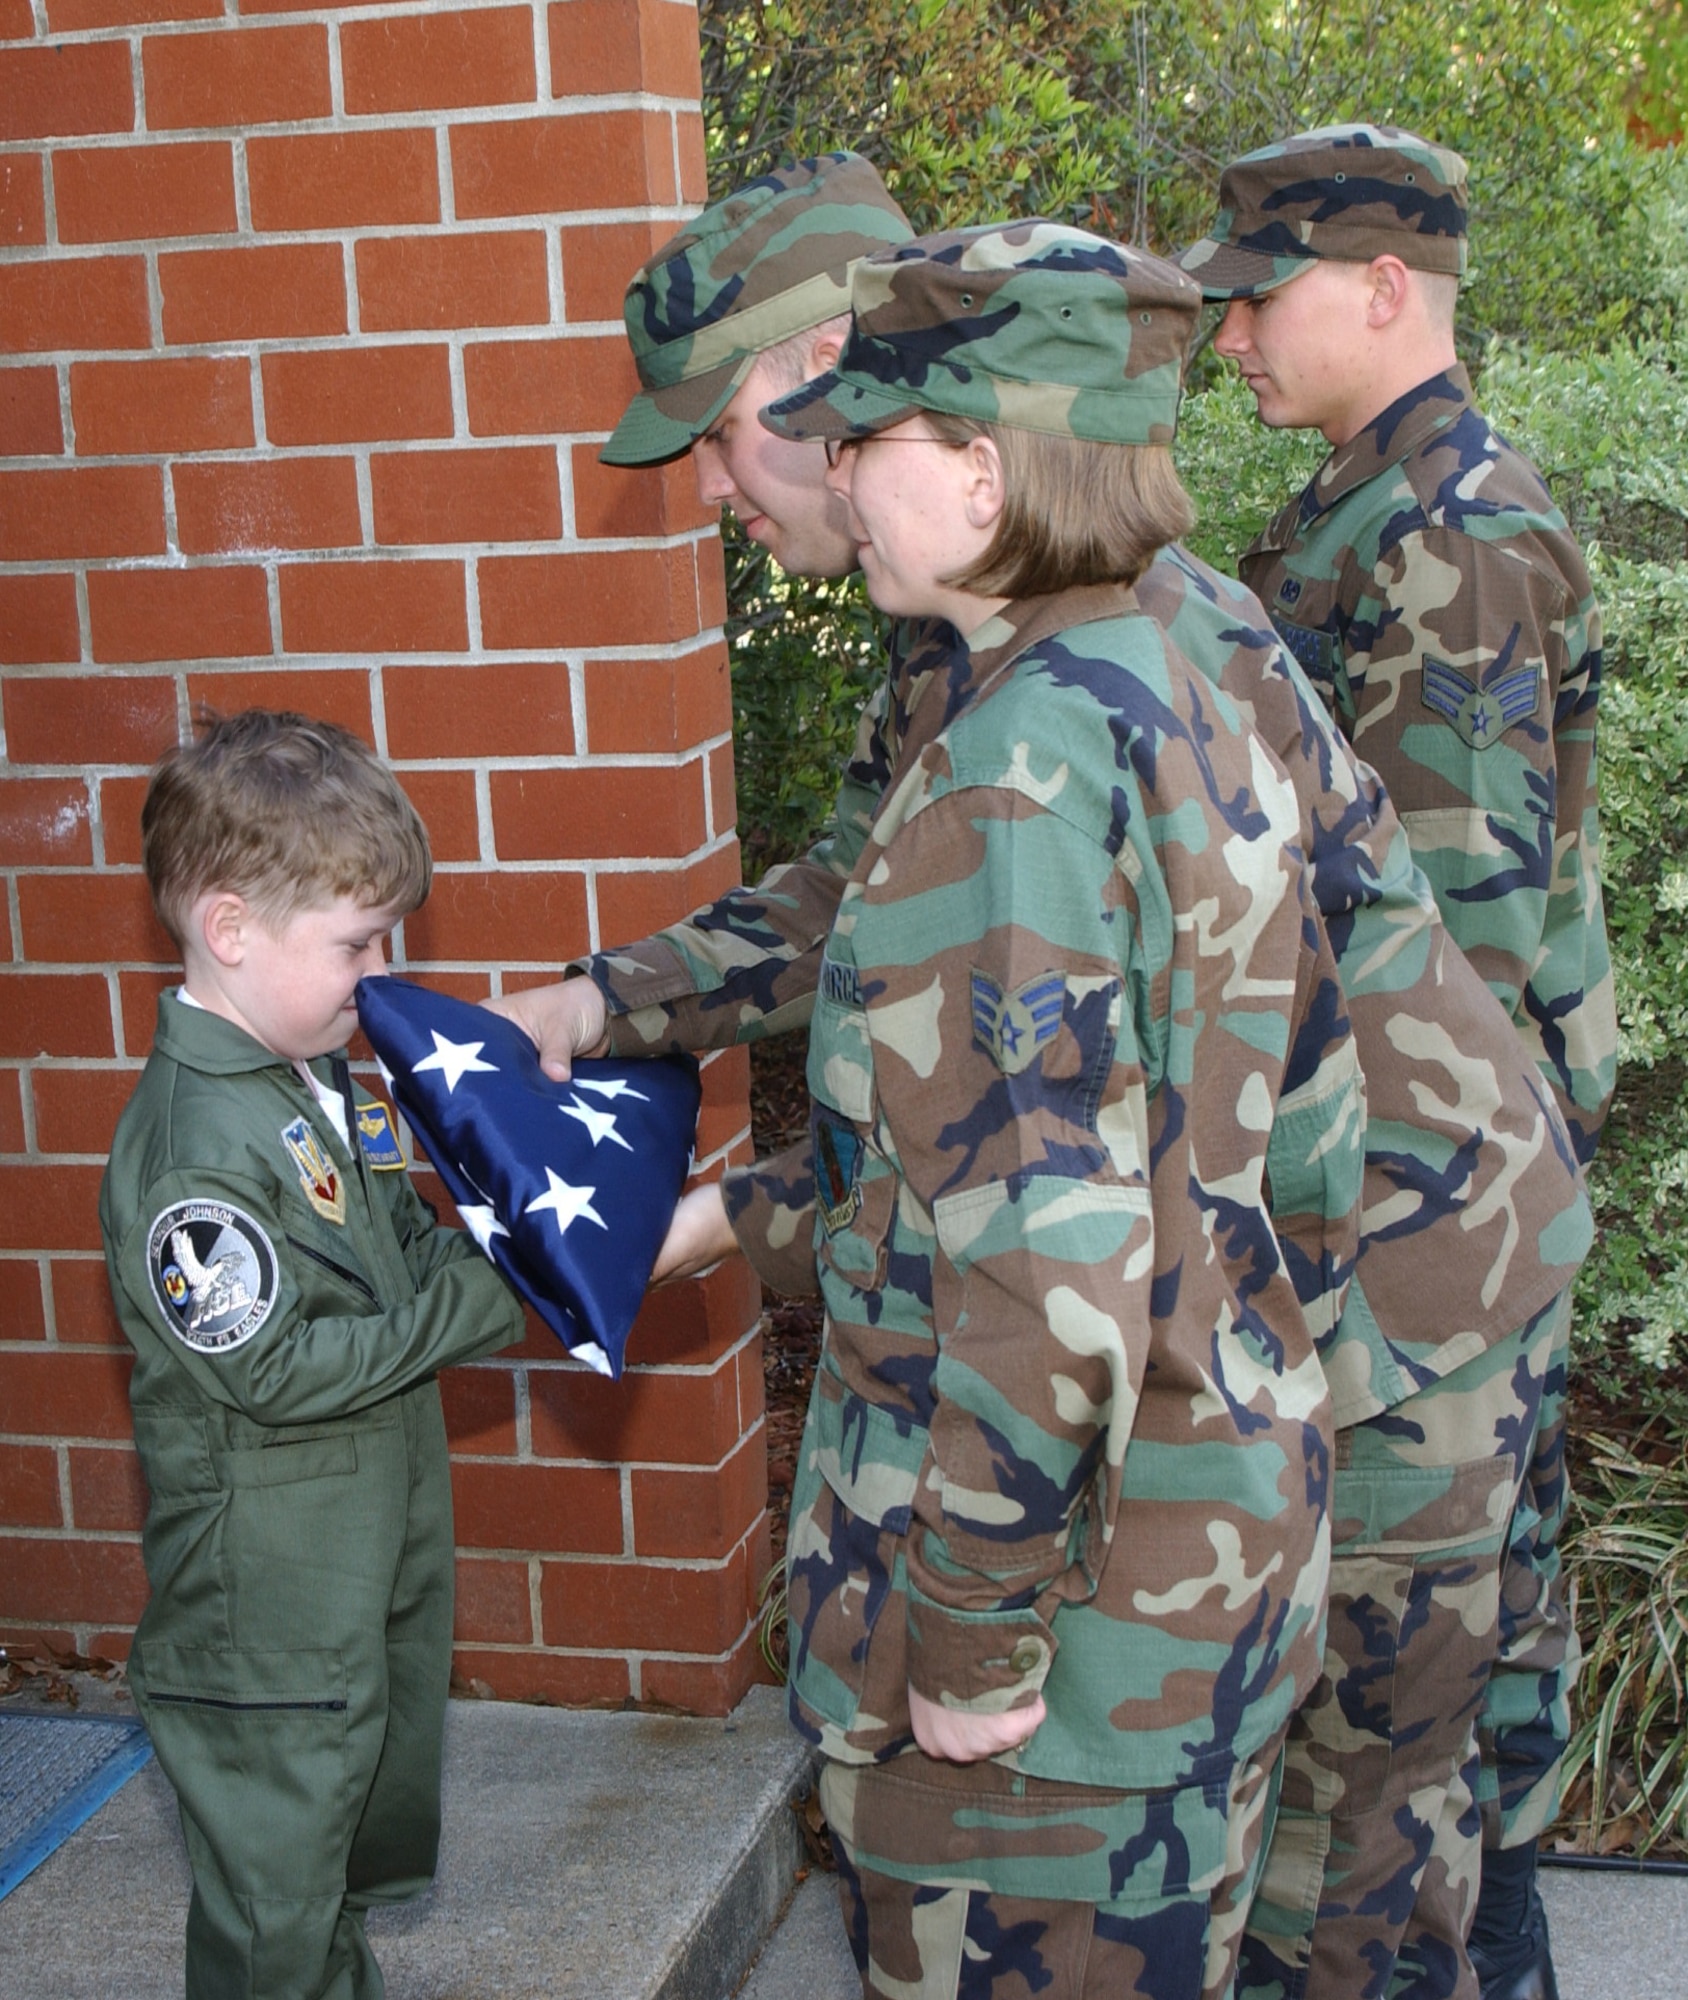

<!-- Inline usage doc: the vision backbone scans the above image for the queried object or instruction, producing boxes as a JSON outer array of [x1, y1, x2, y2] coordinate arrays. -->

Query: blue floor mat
[[0, 1710, 154, 1901]]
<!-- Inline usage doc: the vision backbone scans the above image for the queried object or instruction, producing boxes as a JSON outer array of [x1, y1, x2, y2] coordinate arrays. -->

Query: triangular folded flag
[[355, 975, 701, 1380]]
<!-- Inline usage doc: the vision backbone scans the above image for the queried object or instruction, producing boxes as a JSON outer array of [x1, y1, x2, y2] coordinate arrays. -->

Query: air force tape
[[147, 1199, 278, 1353]]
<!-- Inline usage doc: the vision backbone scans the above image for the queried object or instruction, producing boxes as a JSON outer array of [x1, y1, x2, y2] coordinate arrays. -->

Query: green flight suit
[[99, 994, 524, 2000]]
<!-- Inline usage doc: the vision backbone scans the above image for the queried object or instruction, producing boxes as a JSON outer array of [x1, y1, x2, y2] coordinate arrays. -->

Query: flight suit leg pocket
[[133, 1641, 352, 1899]]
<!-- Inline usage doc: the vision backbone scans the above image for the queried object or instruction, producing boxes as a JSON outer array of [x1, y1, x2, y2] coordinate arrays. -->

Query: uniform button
[[1009, 1639, 1043, 1675]]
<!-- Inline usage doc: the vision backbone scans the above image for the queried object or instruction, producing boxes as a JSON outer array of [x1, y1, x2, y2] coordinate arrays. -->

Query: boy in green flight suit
[[99, 710, 525, 2000]]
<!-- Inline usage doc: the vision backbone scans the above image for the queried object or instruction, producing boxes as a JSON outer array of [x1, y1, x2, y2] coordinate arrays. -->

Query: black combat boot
[[1467, 1839, 1559, 2000]]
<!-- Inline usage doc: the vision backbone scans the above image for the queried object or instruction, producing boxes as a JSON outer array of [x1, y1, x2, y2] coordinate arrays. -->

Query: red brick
[[0, 1070, 22, 1152], [0, 42, 133, 139], [529, 1359, 740, 1466], [403, 868, 589, 965], [706, 736, 736, 835], [0, 255, 149, 353], [625, 1244, 759, 1369], [676, 110, 706, 205], [453, 110, 674, 221], [143, 23, 330, 129], [385, 660, 574, 761], [371, 444, 560, 548], [0, 466, 163, 562], [557, 218, 669, 324], [481, 545, 703, 651], [68, 1445, 148, 1531], [71, 356, 252, 456], [594, 846, 741, 945], [694, 1093, 750, 1167], [1, 151, 44, 247], [51, 1253, 128, 1345], [32, 1066, 134, 1154], [246, 127, 440, 232], [279, 559, 466, 655], [356, 231, 548, 334], [160, 242, 345, 344], [99, 776, 147, 866], [0, 1259, 47, 1340], [539, 1540, 753, 1653], [0, 576, 79, 665], [88, 564, 271, 665], [631, 1427, 765, 1561], [451, 1554, 532, 1645], [18, 873, 171, 968], [4, 672, 175, 764], [185, 666, 372, 739], [490, 761, 705, 862], [49, 0, 221, 25], [452, 1459, 622, 1555], [573, 447, 714, 539], [464, 333, 631, 439], [440, 1363, 518, 1455], [0, 1446, 60, 1529], [0, 1347, 133, 1431], [118, 971, 177, 1058], [698, 535, 726, 628], [342, 8, 534, 114], [394, 767, 478, 863], [549, 0, 704, 98], [449, 1646, 629, 1706], [262, 344, 453, 448], [174, 457, 360, 555], [0, 0, 32, 32], [54, 140, 236, 244], [0, 779, 92, 867], [0, 1534, 149, 1625], [584, 642, 728, 756], [0, 366, 62, 455], [641, 1626, 765, 1717]]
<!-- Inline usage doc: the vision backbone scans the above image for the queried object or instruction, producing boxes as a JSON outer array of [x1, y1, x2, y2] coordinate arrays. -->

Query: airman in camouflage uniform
[[1182, 123, 1616, 2000], [750, 221, 1366, 1999]]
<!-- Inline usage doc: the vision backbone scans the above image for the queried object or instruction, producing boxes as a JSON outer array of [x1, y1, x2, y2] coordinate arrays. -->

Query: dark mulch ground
[[749, 1035, 823, 1573]]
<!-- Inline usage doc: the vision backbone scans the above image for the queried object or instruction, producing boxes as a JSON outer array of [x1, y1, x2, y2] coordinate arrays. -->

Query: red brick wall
[[0, 0, 775, 1715]]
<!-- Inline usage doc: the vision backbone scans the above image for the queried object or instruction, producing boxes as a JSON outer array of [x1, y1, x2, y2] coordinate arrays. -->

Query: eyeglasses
[[822, 433, 955, 468]]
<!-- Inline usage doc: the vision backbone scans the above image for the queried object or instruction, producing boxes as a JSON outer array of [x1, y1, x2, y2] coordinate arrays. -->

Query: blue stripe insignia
[[971, 969, 1065, 1075], [1422, 655, 1540, 750]]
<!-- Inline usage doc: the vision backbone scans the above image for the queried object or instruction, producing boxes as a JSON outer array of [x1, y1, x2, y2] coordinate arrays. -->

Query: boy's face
[[212, 894, 406, 1062]]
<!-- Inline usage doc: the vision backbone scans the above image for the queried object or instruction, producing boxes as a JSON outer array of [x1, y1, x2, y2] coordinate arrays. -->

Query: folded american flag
[[355, 975, 701, 1379]]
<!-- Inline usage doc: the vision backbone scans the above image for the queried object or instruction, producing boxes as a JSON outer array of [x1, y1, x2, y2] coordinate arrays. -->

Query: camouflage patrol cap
[[759, 221, 1199, 448], [1177, 123, 1469, 299], [600, 152, 913, 467]]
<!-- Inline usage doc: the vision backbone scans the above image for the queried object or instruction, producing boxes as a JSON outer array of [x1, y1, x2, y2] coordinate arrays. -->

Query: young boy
[[99, 710, 525, 2000]]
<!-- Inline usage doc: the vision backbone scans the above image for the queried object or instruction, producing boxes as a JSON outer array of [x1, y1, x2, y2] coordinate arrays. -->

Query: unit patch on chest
[[148, 1200, 278, 1353], [281, 1116, 346, 1224], [815, 1115, 863, 1237], [355, 1100, 406, 1170]]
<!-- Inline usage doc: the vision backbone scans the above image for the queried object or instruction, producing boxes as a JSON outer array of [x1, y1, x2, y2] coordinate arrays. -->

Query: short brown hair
[[143, 709, 431, 949], [923, 412, 1196, 597]]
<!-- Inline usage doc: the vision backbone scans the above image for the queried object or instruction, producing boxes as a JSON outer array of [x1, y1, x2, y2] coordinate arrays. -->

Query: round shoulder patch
[[147, 1199, 279, 1354]]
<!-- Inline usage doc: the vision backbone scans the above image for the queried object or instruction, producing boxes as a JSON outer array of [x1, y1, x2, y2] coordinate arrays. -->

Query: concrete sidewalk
[[4, 1675, 1687, 2000], [0, 1681, 812, 2000]]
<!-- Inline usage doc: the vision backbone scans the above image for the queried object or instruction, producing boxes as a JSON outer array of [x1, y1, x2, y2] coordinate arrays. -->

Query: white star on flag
[[525, 1170, 606, 1236], [458, 1202, 511, 1256], [575, 1077, 649, 1102], [412, 1031, 499, 1094], [559, 1095, 633, 1151]]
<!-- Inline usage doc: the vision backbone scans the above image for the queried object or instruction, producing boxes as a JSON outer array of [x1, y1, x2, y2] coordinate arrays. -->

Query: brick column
[[0, 0, 773, 1715]]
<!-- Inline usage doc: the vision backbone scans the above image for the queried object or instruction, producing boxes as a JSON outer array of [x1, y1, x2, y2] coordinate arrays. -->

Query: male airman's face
[[688, 351, 860, 579], [1211, 258, 1381, 446]]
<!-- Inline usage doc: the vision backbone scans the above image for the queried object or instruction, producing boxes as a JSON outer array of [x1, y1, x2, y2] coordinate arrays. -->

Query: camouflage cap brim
[[1175, 236, 1317, 300], [756, 366, 923, 443], [600, 355, 752, 467]]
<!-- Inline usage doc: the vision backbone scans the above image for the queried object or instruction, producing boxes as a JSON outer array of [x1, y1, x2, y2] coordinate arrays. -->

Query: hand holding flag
[[355, 976, 701, 1379]]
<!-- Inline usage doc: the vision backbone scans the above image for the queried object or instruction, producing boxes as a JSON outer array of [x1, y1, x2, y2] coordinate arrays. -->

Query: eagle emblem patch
[[815, 1115, 863, 1237], [147, 1200, 278, 1353], [971, 970, 1064, 1074], [355, 1100, 406, 1171], [1421, 656, 1541, 749]]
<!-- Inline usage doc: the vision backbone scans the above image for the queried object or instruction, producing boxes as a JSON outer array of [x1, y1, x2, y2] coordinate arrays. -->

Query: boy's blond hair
[[143, 709, 431, 949], [923, 413, 1196, 597]]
